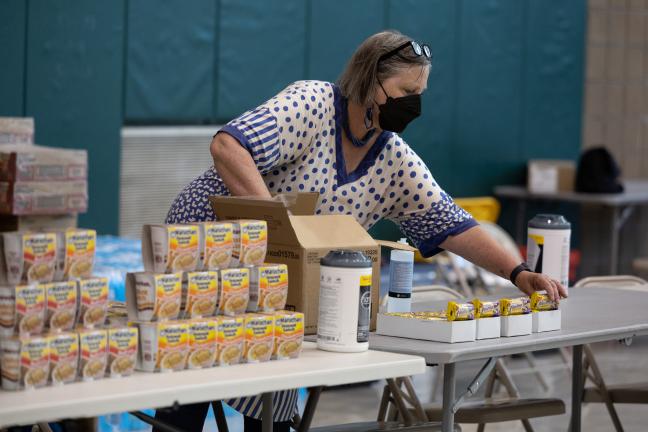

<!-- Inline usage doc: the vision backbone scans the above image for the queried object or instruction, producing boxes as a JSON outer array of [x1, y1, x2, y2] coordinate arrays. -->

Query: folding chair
[[572, 275, 648, 432]]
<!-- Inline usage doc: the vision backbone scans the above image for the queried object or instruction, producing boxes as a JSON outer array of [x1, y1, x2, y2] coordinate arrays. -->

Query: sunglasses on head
[[378, 40, 432, 64]]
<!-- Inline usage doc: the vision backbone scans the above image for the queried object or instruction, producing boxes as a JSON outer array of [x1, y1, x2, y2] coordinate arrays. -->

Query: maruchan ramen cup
[[107, 327, 138, 378], [447, 302, 475, 321], [500, 297, 532, 316], [79, 329, 108, 381], [218, 268, 250, 316], [13, 284, 47, 336], [273, 311, 304, 360], [471, 299, 500, 319], [530, 292, 559, 311], [182, 272, 218, 319], [243, 314, 274, 363], [45, 281, 78, 332], [249, 264, 288, 313], [136, 321, 189, 372], [133, 272, 182, 321], [230, 220, 267, 267], [187, 319, 217, 369], [150, 225, 200, 274], [0, 286, 16, 337], [216, 316, 244, 366], [78, 277, 109, 328], [0, 335, 50, 390], [48, 332, 79, 385], [3, 232, 57, 285], [199, 222, 234, 270], [55, 229, 96, 281]]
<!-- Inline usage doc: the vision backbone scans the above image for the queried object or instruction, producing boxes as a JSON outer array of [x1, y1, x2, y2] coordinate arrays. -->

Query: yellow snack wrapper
[[471, 299, 500, 319], [446, 301, 475, 321], [530, 292, 558, 311], [500, 297, 531, 316]]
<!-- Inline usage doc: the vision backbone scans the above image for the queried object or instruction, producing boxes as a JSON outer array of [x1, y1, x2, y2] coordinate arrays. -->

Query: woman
[[159, 30, 567, 432]]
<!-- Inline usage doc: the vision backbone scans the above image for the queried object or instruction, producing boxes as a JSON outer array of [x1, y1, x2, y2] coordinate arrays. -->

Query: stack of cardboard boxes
[[0, 117, 88, 232]]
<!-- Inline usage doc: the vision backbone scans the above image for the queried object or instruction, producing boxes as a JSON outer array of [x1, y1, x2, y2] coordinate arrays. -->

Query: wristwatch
[[510, 262, 532, 286]]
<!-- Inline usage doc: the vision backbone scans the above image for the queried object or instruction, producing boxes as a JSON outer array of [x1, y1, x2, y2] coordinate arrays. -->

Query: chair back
[[574, 275, 647, 289]]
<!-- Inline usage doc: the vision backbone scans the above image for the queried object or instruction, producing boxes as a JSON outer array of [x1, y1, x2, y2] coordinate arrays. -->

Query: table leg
[[610, 207, 620, 275], [262, 393, 273, 432], [441, 363, 456, 432], [298, 386, 323, 432], [571, 345, 584, 432]]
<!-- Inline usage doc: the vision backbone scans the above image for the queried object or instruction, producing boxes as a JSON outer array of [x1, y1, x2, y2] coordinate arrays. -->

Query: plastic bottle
[[386, 238, 414, 313]]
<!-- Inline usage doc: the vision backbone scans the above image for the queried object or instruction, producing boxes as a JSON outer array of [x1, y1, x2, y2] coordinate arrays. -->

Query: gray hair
[[337, 30, 431, 107]]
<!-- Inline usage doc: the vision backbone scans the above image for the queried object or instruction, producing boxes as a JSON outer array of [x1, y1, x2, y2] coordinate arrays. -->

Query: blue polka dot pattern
[[167, 80, 476, 260]]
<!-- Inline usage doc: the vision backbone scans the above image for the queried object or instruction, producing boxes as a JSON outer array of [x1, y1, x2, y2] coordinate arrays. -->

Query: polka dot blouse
[[167, 80, 476, 258]]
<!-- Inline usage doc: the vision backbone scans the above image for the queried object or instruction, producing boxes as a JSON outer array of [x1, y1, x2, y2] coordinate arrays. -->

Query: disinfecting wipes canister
[[527, 214, 571, 288], [317, 250, 372, 353]]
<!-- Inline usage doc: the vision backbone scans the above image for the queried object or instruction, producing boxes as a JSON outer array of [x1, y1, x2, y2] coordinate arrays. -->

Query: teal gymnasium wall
[[0, 0, 586, 237]]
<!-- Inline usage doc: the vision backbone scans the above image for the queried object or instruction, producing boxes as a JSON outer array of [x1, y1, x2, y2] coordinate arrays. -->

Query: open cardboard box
[[210, 193, 415, 335]]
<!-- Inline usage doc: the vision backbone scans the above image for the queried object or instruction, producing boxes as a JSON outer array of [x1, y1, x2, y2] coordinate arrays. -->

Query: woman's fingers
[[554, 279, 568, 298]]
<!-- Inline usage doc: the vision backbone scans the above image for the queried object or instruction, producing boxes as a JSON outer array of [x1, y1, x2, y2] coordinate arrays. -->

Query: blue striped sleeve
[[220, 107, 281, 174], [217, 81, 332, 174]]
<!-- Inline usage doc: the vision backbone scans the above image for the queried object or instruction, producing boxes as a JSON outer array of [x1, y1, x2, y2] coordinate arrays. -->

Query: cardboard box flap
[[288, 215, 377, 249], [210, 195, 301, 246], [375, 239, 418, 252], [274, 192, 319, 215]]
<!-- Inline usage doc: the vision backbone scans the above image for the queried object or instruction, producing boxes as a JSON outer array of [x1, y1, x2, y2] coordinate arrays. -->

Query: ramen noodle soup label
[[219, 268, 250, 316], [137, 321, 189, 372], [273, 311, 304, 360], [0, 335, 50, 390], [199, 222, 234, 270], [0, 286, 16, 337], [78, 277, 109, 328], [231, 220, 268, 267], [216, 316, 244, 366], [49, 332, 79, 385], [249, 264, 288, 313], [15, 284, 46, 336], [187, 319, 217, 369], [45, 281, 78, 332], [133, 272, 182, 321], [3, 232, 57, 285], [183, 272, 218, 319], [243, 314, 274, 363], [150, 225, 199, 273], [55, 229, 96, 281], [79, 329, 108, 381], [107, 327, 138, 378]]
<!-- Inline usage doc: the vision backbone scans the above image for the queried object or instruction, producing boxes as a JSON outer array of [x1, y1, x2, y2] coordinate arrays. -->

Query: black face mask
[[377, 94, 421, 133]]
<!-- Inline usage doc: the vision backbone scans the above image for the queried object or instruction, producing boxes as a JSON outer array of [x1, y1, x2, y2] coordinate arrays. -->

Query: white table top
[[494, 179, 648, 206], [0, 342, 425, 428], [370, 286, 648, 364]]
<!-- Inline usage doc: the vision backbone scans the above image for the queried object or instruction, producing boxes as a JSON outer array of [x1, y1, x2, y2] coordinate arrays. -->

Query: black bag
[[575, 147, 624, 193]]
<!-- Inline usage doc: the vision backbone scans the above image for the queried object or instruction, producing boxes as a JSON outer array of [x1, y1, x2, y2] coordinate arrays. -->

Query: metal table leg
[[610, 205, 635, 275], [262, 392, 273, 432], [571, 345, 583, 432], [298, 386, 323, 432], [128, 411, 187, 432], [441, 363, 456, 432]]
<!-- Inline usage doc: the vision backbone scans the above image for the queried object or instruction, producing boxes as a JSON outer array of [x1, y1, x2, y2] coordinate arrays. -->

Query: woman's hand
[[514, 271, 568, 302]]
